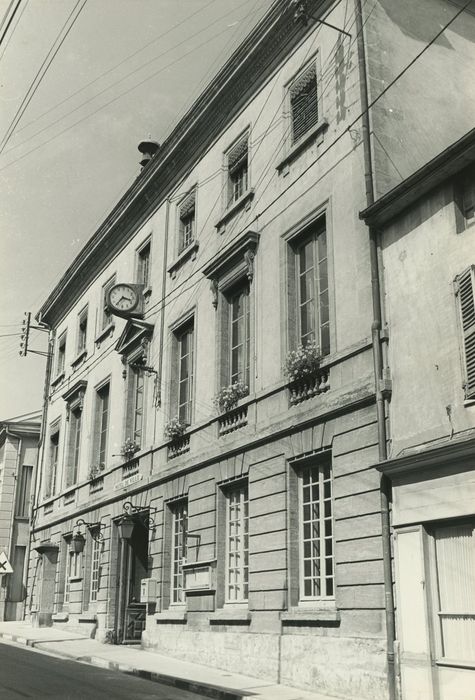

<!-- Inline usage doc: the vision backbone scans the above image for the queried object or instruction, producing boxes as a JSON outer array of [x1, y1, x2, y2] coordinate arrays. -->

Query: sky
[[0, 0, 275, 420]]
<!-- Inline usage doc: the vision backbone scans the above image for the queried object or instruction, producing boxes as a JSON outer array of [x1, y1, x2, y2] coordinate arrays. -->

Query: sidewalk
[[0, 621, 341, 700]]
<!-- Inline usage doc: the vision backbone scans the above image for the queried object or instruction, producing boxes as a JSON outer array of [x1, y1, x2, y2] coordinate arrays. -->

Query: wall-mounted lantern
[[71, 518, 105, 553], [70, 532, 86, 554], [118, 515, 135, 541]]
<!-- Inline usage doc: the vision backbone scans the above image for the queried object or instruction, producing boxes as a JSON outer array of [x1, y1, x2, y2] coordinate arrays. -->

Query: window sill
[[71, 349, 87, 369], [281, 608, 340, 625], [168, 241, 199, 278], [50, 372, 65, 388], [209, 608, 251, 624], [14, 516, 29, 522], [215, 189, 254, 231], [155, 609, 187, 623], [69, 576, 83, 583], [95, 322, 115, 345], [52, 613, 69, 622], [276, 118, 329, 173], [436, 659, 475, 670]]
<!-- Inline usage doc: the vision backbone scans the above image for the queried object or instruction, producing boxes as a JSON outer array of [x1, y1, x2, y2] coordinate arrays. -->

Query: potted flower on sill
[[164, 416, 188, 442], [88, 463, 105, 481], [120, 437, 140, 461], [284, 342, 322, 399], [214, 381, 249, 413]]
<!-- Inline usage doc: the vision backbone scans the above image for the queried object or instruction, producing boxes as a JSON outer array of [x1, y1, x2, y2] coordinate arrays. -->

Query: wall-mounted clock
[[106, 283, 144, 319]]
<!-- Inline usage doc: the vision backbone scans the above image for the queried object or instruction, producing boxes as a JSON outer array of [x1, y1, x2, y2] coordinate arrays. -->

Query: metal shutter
[[457, 266, 475, 399], [290, 63, 318, 145]]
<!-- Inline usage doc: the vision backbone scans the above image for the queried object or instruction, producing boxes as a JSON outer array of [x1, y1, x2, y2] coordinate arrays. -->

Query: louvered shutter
[[290, 64, 318, 145], [457, 266, 475, 399]]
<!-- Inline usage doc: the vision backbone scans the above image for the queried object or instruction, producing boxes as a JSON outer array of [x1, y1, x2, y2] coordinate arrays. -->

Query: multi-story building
[[26, 1, 475, 698], [360, 130, 475, 700], [0, 411, 41, 621]]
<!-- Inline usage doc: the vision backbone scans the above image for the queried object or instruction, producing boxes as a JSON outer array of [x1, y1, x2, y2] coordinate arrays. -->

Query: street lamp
[[118, 515, 135, 541], [70, 532, 85, 554]]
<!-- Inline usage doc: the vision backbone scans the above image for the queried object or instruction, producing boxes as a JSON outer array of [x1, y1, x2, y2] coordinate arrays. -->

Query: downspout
[[355, 3, 396, 700], [153, 197, 170, 446], [26, 326, 54, 618]]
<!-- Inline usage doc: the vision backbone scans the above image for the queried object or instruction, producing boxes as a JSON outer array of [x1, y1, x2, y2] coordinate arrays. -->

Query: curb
[[0, 633, 248, 700]]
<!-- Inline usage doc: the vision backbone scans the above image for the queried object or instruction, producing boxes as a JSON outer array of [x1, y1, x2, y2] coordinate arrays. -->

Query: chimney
[[138, 138, 160, 170]]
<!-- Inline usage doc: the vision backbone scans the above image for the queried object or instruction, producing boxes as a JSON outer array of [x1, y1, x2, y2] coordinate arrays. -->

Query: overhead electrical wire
[[0, 0, 28, 63], [0, 0, 22, 49]]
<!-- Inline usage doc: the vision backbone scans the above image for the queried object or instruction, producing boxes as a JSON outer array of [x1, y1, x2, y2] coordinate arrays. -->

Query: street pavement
[[0, 642, 208, 699]]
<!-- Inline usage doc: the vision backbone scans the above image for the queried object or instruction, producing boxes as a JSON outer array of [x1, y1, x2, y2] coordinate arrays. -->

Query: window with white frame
[[432, 520, 475, 663], [137, 240, 151, 288], [226, 134, 249, 207], [89, 536, 101, 603], [56, 332, 66, 377], [225, 482, 249, 603], [64, 546, 82, 605], [178, 190, 196, 252], [129, 367, 144, 448], [170, 500, 187, 604], [66, 407, 82, 488], [299, 459, 333, 600], [77, 307, 88, 355], [93, 381, 110, 468], [289, 218, 330, 356], [289, 61, 319, 145], [176, 320, 194, 425], [101, 275, 116, 330], [228, 282, 251, 387]]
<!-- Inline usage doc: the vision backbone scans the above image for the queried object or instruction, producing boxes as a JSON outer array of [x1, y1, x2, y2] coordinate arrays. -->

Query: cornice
[[38, 0, 332, 327]]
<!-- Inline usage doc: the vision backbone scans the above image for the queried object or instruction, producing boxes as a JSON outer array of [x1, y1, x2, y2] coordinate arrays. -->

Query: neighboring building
[[0, 411, 41, 621], [26, 2, 475, 699], [360, 130, 475, 700]]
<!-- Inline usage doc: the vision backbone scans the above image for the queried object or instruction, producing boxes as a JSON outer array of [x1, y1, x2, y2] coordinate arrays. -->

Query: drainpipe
[[355, 2, 396, 700], [153, 198, 170, 446], [25, 325, 54, 619]]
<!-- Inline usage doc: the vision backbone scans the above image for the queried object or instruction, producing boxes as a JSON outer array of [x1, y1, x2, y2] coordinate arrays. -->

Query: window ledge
[[155, 610, 187, 623], [71, 349, 87, 368], [51, 371, 65, 388], [52, 613, 69, 622], [168, 241, 199, 278], [78, 614, 97, 623], [215, 189, 255, 230], [95, 322, 115, 345], [209, 608, 251, 624], [276, 118, 329, 173], [436, 659, 475, 670], [281, 608, 340, 625], [69, 576, 83, 583]]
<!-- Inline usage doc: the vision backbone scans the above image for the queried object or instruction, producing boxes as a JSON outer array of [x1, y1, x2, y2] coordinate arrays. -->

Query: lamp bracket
[[75, 518, 105, 542]]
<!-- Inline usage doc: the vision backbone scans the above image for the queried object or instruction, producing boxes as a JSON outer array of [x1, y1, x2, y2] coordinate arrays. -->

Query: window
[[16, 464, 33, 518], [176, 321, 194, 424], [289, 218, 330, 355], [226, 135, 249, 207], [432, 520, 475, 663], [127, 366, 144, 449], [137, 240, 151, 288], [225, 482, 249, 603], [64, 547, 82, 605], [101, 276, 116, 330], [178, 191, 196, 252], [455, 266, 475, 399], [77, 307, 88, 355], [89, 536, 101, 603], [56, 332, 66, 377], [228, 283, 250, 386], [46, 428, 60, 498], [298, 459, 333, 600], [289, 62, 318, 145], [66, 407, 82, 488], [170, 500, 187, 604], [93, 382, 110, 468]]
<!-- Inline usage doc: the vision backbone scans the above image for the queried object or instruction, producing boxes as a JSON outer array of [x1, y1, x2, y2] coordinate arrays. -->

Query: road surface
[[0, 642, 208, 699]]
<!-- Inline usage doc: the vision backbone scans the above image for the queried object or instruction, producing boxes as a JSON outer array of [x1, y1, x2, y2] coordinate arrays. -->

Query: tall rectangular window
[[67, 407, 82, 487], [132, 367, 144, 448], [291, 220, 329, 355], [137, 241, 151, 288], [178, 191, 196, 252], [456, 266, 475, 399], [77, 307, 88, 354], [299, 459, 333, 600], [64, 547, 81, 605], [170, 501, 187, 604], [229, 284, 250, 386], [90, 536, 101, 603], [102, 276, 116, 330], [47, 429, 59, 498], [433, 520, 475, 663], [225, 482, 249, 603], [177, 322, 194, 424], [16, 464, 33, 518], [226, 135, 249, 207], [290, 62, 318, 145], [94, 382, 110, 467], [56, 332, 66, 377]]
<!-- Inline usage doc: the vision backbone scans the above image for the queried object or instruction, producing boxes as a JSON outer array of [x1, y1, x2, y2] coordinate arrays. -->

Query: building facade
[[26, 1, 475, 698], [0, 411, 41, 621], [361, 131, 475, 700]]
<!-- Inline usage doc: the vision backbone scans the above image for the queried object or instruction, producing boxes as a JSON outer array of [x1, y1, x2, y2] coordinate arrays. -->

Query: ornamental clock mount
[[106, 283, 145, 319]]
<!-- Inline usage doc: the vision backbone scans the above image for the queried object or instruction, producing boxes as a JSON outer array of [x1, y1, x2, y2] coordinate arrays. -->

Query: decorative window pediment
[[115, 319, 154, 359], [62, 380, 87, 415], [203, 230, 259, 306]]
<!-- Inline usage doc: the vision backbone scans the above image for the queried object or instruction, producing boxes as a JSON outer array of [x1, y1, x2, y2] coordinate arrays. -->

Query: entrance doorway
[[116, 516, 149, 643]]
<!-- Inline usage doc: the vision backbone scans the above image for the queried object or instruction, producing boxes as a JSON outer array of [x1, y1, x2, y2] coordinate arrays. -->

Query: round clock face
[[108, 284, 139, 312]]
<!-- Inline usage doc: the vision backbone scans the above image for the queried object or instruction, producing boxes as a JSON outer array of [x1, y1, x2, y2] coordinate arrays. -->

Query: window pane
[[225, 483, 249, 602], [171, 502, 187, 603]]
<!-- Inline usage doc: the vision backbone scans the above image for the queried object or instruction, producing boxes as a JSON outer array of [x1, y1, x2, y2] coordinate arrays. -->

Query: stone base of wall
[[142, 625, 388, 700], [51, 616, 97, 638]]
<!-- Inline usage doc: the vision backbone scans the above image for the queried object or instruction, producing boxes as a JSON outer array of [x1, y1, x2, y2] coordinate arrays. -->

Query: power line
[[0, 0, 21, 49], [0, 0, 88, 154], [0, 0, 28, 63]]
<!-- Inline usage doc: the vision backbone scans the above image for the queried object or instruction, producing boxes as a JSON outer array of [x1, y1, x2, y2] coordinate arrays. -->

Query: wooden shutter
[[290, 63, 318, 144], [457, 266, 475, 399]]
